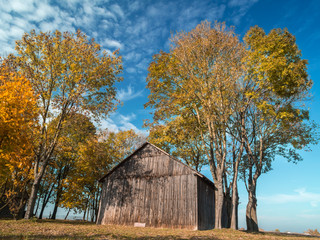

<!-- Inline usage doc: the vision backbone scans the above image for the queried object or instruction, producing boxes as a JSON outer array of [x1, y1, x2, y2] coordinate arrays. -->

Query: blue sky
[[1, 0, 320, 233]]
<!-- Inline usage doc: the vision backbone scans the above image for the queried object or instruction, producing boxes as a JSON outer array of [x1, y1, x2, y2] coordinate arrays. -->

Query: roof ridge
[[98, 142, 215, 188]]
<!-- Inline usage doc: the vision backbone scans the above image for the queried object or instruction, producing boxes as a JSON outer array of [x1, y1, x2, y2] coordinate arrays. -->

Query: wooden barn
[[96, 142, 216, 230]]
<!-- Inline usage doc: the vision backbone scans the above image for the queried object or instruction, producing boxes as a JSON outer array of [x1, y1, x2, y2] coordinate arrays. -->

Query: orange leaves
[[0, 63, 38, 213], [0, 63, 38, 154]]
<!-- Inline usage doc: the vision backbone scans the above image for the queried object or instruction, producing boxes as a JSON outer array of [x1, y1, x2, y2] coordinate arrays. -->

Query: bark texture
[[246, 180, 258, 232]]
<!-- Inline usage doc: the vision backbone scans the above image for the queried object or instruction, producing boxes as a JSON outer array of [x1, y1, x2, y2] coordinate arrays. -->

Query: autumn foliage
[[0, 61, 38, 218]]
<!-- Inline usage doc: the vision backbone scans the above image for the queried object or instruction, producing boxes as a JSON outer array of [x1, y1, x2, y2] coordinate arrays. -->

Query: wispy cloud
[[100, 113, 148, 136], [0, 0, 125, 55], [227, 0, 259, 25], [110, 4, 125, 19], [260, 188, 320, 207], [117, 85, 144, 102], [103, 38, 123, 49]]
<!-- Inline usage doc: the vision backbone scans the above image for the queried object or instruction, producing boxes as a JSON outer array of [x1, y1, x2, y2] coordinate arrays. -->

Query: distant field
[[0, 219, 319, 240]]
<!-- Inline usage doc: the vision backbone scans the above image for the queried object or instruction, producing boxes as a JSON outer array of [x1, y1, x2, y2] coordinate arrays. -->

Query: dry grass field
[[0, 219, 319, 240]]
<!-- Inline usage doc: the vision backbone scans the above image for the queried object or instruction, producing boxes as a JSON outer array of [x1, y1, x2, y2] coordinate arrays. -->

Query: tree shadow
[[0, 234, 222, 240]]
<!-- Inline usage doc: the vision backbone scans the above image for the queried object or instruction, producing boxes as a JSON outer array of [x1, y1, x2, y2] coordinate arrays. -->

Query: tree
[[148, 116, 208, 171], [240, 26, 316, 232], [9, 29, 122, 219], [49, 113, 96, 219], [0, 61, 38, 219], [145, 21, 245, 229], [61, 129, 145, 222], [145, 22, 317, 232]]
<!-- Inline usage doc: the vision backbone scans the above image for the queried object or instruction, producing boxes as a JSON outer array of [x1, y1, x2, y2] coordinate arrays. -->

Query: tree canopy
[[145, 21, 317, 231], [7, 29, 123, 219]]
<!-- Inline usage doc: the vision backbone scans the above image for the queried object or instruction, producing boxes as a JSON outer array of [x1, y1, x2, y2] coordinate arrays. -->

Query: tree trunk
[[24, 113, 64, 219], [64, 208, 71, 220], [230, 143, 242, 230], [223, 182, 232, 228], [38, 198, 47, 219], [38, 184, 54, 219], [51, 187, 62, 219], [83, 204, 87, 221], [231, 112, 244, 229], [230, 185, 239, 229], [214, 180, 224, 229], [34, 194, 42, 217], [24, 180, 40, 219], [246, 181, 258, 232]]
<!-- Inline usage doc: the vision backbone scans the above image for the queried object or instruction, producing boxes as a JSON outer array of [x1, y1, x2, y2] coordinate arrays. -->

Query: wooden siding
[[97, 143, 216, 230], [197, 176, 215, 230]]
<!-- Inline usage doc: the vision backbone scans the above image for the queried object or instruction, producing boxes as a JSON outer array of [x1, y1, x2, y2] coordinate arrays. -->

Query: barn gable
[[99, 142, 214, 187], [97, 142, 215, 230]]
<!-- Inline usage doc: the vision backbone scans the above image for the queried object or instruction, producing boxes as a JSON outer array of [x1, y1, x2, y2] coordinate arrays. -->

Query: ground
[[0, 219, 319, 240]]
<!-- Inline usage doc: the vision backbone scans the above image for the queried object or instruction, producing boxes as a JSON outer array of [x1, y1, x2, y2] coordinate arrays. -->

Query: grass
[[0, 219, 319, 240]]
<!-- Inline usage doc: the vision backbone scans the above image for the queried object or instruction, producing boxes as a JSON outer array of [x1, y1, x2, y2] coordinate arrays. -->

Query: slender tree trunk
[[51, 187, 63, 219], [24, 180, 40, 219], [34, 194, 42, 217], [230, 184, 239, 229], [246, 180, 258, 232], [39, 184, 54, 219], [223, 178, 232, 228], [51, 200, 59, 220], [64, 208, 71, 220], [91, 203, 95, 223], [24, 112, 65, 219], [83, 201, 88, 221], [38, 198, 47, 220], [94, 190, 100, 223], [230, 132, 243, 229]]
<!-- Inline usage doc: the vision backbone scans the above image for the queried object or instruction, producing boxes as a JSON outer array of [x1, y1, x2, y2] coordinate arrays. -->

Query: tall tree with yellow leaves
[[240, 26, 317, 232], [8, 29, 122, 219], [0, 61, 38, 219], [145, 22, 317, 231], [145, 21, 245, 229]]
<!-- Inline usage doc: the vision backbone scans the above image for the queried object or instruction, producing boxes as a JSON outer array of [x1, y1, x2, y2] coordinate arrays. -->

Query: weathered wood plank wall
[[197, 176, 215, 230], [97, 143, 216, 230]]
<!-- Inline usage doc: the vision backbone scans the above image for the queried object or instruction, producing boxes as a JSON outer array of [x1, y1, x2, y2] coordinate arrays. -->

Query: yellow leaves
[[0, 63, 37, 214], [244, 26, 311, 99], [14, 29, 122, 119]]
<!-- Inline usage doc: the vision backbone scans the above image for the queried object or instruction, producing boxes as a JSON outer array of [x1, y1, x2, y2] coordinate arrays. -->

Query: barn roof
[[98, 142, 215, 189]]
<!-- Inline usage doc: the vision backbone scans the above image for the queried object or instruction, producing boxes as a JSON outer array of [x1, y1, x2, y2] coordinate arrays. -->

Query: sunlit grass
[[0, 219, 318, 240]]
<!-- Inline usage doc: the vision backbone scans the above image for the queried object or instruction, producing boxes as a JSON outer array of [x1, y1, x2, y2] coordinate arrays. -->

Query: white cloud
[[100, 118, 119, 132], [120, 113, 136, 122], [117, 85, 144, 102], [110, 4, 124, 19], [260, 188, 320, 207], [0, 0, 125, 55], [100, 113, 148, 136], [5, 0, 36, 13], [103, 38, 123, 49]]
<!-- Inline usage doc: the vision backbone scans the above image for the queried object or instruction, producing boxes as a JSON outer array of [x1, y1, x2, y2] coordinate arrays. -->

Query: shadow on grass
[[0, 234, 222, 240], [35, 219, 96, 225]]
